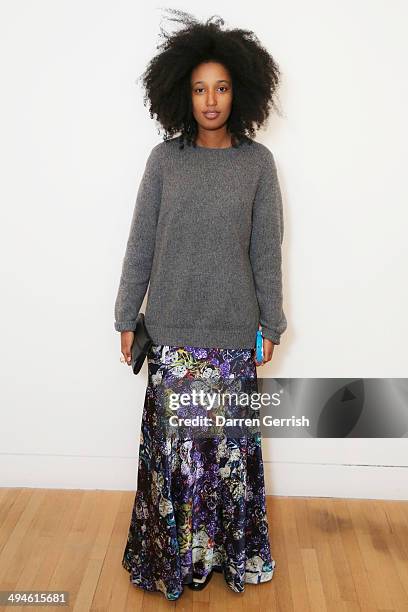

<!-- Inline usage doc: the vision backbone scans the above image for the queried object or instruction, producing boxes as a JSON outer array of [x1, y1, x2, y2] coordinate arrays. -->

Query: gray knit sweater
[[114, 135, 287, 349]]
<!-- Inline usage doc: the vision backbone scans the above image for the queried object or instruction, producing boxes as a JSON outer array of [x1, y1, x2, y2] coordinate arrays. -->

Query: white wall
[[1, 1, 407, 499]]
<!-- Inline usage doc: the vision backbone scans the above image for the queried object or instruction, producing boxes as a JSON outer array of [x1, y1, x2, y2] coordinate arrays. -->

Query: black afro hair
[[138, 8, 282, 149]]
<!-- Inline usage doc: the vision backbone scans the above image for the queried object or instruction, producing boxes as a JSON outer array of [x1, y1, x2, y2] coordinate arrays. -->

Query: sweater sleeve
[[114, 145, 162, 332], [249, 148, 287, 345]]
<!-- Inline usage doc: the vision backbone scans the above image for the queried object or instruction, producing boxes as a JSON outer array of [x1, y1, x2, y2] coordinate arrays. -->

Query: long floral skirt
[[122, 344, 276, 600]]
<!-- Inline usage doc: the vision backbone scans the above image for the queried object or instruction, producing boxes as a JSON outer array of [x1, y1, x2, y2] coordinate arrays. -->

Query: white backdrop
[[1, 1, 407, 498]]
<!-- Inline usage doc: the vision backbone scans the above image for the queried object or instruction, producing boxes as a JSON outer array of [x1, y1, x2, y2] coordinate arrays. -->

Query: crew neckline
[[194, 143, 234, 151], [175, 135, 250, 151], [194, 140, 248, 151]]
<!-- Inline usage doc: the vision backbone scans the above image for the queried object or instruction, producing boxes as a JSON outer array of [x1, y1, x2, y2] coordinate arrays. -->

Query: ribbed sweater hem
[[144, 323, 257, 350]]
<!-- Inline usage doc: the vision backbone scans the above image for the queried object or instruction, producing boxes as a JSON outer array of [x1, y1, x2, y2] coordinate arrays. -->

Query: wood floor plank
[[347, 500, 395, 610], [306, 498, 342, 608], [75, 491, 123, 611], [0, 488, 26, 553], [281, 497, 311, 611], [0, 489, 45, 593], [325, 499, 357, 604], [10, 488, 76, 612], [383, 500, 408, 602], [333, 499, 376, 612], [360, 500, 408, 610], [46, 491, 102, 610], [301, 547, 328, 611], [103, 492, 143, 612]]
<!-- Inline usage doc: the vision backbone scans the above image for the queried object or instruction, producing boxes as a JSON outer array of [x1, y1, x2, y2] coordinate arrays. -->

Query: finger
[[264, 348, 273, 362], [122, 351, 132, 365]]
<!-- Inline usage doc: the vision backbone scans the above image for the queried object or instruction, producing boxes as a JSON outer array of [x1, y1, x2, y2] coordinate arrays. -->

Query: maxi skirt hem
[[122, 555, 276, 601]]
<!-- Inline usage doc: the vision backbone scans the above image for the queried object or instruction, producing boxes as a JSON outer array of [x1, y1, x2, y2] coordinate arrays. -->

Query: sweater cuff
[[114, 320, 137, 332], [261, 326, 281, 345]]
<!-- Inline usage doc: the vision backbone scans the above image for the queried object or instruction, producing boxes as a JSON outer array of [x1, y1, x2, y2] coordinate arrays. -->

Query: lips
[[203, 111, 220, 119]]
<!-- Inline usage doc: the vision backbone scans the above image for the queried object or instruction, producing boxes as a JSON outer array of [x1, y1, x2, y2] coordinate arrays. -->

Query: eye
[[193, 86, 229, 94]]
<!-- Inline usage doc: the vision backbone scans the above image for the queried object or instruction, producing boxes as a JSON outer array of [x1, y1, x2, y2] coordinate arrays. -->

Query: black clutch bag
[[131, 313, 153, 374]]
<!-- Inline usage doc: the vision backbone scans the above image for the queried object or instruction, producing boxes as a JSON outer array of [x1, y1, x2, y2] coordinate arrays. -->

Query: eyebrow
[[192, 79, 230, 86]]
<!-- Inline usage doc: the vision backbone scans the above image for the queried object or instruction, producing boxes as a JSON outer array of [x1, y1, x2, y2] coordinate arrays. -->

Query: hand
[[254, 337, 275, 366], [120, 331, 134, 366], [261, 338, 275, 364]]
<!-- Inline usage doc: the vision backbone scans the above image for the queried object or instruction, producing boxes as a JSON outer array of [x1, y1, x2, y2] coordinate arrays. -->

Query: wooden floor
[[0, 489, 408, 611]]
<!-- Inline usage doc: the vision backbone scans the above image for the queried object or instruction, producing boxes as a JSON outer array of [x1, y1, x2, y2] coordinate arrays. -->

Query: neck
[[194, 129, 233, 149]]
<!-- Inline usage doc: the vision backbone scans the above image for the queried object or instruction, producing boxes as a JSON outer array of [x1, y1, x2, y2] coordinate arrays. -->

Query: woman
[[114, 9, 287, 600]]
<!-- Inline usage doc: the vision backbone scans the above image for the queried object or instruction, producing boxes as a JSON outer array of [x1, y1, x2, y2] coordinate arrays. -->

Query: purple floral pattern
[[122, 344, 276, 600]]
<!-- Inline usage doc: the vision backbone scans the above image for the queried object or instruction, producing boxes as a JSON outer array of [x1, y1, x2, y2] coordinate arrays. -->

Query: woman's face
[[190, 61, 233, 133]]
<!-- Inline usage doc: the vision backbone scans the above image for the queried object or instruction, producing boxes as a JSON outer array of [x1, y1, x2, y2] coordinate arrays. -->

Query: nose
[[206, 89, 216, 105]]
